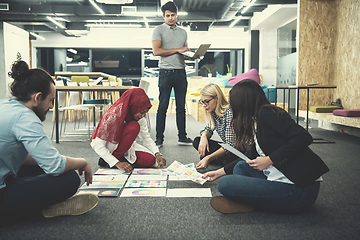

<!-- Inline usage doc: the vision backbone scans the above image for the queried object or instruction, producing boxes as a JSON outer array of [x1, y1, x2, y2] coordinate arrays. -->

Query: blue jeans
[[156, 69, 188, 140], [218, 161, 320, 213], [0, 166, 80, 218]]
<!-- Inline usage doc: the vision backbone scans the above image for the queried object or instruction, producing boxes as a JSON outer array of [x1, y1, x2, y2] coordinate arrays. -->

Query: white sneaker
[[41, 193, 99, 218]]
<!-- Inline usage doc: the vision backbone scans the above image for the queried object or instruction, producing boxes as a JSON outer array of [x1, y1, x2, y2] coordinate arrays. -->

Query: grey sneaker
[[178, 137, 193, 146], [155, 138, 163, 148], [41, 193, 98, 218]]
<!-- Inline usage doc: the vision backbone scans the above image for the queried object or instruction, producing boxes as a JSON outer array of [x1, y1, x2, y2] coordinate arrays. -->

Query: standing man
[[152, 1, 194, 147], [0, 61, 98, 224]]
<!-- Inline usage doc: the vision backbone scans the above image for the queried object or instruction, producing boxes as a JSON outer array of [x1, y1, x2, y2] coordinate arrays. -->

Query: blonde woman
[[193, 83, 238, 169]]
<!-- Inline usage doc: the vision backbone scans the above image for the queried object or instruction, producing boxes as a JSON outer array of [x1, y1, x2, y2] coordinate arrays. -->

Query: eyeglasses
[[199, 97, 214, 106]]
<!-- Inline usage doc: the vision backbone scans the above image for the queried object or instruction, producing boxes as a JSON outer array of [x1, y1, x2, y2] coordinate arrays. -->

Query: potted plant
[[205, 66, 215, 78], [226, 64, 233, 77]]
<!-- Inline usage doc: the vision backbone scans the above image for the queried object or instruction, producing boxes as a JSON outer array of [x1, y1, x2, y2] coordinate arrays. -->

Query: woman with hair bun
[[193, 83, 238, 169], [0, 61, 98, 223]]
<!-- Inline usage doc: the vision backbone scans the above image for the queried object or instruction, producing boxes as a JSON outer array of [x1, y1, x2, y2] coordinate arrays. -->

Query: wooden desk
[[289, 85, 337, 130], [54, 85, 131, 143]]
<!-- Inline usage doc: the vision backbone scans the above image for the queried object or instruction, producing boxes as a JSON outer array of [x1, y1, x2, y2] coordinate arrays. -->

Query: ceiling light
[[89, 0, 105, 15], [229, 16, 244, 28], [85, 23, 142, 28], [241, 0, 256, 14], [122, 11, 187, 17], [46, 16, 66, 29], [67, 49, 77, 54], [29, 32, 45, 40], [143, 17, 149, 28], [96, 0, 133, 3]]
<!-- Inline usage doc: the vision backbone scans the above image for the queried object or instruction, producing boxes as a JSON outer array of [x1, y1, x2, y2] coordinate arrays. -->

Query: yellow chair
[[70, 76, 89, 85]]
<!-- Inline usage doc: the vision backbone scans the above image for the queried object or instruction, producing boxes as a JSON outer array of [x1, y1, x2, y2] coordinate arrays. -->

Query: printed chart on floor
[[80, 180, 125, 189], [128, 175, 167, 181], [125, 180, 167, 188], [132, 168, 163, 175], [120, 188, 167, 197], [93, 174, 129, 182], [164, 160, 209, 185], [166, 188, 212, 198], [98, 189, 121, 197], [95, 169, 129, 175]]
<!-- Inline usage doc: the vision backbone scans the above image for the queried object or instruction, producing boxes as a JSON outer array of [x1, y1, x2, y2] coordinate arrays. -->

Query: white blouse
[[91, 117, 159, 167]]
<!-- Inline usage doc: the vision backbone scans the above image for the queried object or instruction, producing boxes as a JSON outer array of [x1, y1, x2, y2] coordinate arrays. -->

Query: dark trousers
[[156, 69, 188, 140], [192, 136, 239, 166], [0, 166, 80, 220]]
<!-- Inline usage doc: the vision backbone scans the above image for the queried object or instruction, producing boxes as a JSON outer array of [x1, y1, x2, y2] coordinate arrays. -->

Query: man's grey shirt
[[152, 23, 188, 70]]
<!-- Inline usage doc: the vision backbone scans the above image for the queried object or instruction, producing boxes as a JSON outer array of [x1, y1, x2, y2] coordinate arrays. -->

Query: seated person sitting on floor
[[204, 79, 329, 214], [0, 61, 98, 222], [91, 88, 166, 173], [193, 83, 238, 169]]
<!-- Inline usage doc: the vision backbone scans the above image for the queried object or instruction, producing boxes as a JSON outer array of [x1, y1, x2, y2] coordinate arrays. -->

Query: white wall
[[30, 27, 250, 70], [259, 28, 277, 86], [1, 22, 30, 98]]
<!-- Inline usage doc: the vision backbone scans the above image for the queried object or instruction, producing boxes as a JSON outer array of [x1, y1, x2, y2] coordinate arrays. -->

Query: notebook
[[180, 44, 211, 58]]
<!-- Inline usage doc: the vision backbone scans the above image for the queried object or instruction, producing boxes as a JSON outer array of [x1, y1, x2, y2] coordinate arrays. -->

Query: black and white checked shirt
[[200, 108, 236, 153]]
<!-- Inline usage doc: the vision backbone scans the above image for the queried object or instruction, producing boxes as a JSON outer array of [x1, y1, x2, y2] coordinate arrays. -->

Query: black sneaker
[[178, 137, 193, 146], [155, 138, 163, 148]]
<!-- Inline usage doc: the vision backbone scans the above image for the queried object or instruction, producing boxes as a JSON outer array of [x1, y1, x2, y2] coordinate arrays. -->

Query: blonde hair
[[200, 83, 229, 130]]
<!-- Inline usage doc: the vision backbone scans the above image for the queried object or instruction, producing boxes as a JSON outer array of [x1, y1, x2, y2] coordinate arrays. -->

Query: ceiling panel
[[0, 0, 297, 37]]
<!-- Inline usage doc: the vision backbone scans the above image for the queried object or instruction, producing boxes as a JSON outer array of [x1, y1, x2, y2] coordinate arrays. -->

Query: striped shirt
[[200, 108, 236, 152]]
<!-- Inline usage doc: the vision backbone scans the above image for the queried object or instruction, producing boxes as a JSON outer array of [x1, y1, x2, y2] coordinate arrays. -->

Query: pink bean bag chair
[[228, 68, 261, 85]]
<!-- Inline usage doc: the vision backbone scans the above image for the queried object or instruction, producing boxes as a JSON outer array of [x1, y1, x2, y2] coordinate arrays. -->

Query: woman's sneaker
[[178, 137, 193, 146], [41, 193, 99, 218]]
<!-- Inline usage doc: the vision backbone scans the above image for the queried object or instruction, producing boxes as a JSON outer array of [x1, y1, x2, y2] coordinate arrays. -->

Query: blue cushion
[[83, 99, 111, 105]]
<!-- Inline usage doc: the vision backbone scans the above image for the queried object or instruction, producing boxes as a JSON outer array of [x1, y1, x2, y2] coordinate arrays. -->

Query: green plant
[[227, 64, 233, 74], [205, 66, 216, 73]]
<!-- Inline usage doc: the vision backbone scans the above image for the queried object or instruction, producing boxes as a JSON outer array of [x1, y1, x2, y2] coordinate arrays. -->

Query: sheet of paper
[[125, 180, 167, 188], [93, 174, 129, 182], [128, 175, 167, 181], [219, 143, 250, 161], [80, 180, 125, 189], [168, 175, 191, 181], [120, 188, 167, 197], [95, 169, 129, 175], [132, 168, 163, 175], [166, 188, 212, 198], [165, 160, 209, 185]]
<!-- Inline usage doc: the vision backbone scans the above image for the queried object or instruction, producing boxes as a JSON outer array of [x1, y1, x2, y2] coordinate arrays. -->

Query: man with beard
[[0, 61, 98, 224]]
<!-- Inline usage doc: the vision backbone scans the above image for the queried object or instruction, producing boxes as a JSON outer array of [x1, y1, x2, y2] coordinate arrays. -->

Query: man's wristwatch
[[155, 152, 162, 157]]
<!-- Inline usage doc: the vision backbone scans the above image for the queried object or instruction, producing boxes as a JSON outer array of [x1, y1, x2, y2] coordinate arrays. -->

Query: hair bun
[[8, 61, 29, 81]]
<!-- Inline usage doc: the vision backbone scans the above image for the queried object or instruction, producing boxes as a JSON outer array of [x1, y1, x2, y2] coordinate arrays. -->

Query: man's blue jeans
[[156, 69, 188, 140], [0, 166, 80, 218], [218, 161, 320, 213]]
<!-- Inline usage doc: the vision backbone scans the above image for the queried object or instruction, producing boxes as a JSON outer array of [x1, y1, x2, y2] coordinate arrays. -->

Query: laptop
[[180, 44, 211, 58]]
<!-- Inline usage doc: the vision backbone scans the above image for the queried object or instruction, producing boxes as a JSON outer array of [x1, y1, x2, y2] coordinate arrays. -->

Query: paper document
[[180, 44, 211, 58], [219, 143, 250, 161]]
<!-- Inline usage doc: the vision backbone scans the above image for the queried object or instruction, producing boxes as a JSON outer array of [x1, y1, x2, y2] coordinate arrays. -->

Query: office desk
[[54, 85, 131, 143], [54, 72, 115, 79]]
